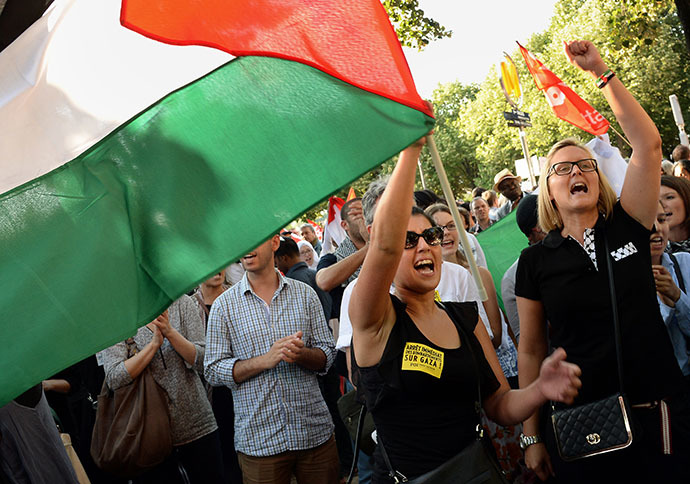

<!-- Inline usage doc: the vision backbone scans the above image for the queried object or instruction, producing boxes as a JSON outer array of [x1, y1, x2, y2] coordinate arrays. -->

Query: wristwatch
[[519, 433, 542, 450]]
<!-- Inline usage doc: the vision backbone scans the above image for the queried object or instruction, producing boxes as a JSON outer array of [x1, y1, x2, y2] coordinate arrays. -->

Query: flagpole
[[500, 51, 536, 189], [426, 135, 488, 301], [418, 159, 427, 189], [519, 126, 537, 189], [608, 125, 632, 149]]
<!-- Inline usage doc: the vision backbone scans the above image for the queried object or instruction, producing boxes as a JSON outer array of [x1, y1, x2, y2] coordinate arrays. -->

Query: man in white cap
[[493, 168, 530, 221]]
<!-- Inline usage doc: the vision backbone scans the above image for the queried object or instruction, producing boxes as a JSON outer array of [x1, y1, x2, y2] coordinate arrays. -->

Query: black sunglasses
[[405, 226, 444, 249]]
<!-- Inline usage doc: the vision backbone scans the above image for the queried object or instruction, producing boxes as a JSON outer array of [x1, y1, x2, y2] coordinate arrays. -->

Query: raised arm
[[564, 40, 662, 228], [349, 138, 426, 366], [315, 247, 367, 291]]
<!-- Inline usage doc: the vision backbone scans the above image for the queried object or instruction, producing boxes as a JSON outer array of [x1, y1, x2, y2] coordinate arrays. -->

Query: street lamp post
[[500, 52, 537, 189]]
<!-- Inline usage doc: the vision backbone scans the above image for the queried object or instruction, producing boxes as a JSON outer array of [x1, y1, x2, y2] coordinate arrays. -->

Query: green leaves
[[297, 0, 690, 223], [383, 0, 452, 50], [417, 0, 690, 194]]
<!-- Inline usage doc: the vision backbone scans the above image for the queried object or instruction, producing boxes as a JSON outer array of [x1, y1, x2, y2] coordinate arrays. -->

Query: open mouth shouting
[[570, 182, 588, 195], [414, 258, 435, 275]]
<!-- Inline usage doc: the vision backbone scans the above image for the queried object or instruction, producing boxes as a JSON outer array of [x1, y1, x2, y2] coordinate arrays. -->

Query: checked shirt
[[204, 271, 335, 457]]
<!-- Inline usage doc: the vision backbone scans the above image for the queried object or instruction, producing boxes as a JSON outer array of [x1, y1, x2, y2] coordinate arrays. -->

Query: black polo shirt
[[516, 202, 683, 404]]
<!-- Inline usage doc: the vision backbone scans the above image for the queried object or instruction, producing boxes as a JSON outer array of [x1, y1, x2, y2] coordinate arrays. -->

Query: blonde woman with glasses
[[515, 40, 690, 483]]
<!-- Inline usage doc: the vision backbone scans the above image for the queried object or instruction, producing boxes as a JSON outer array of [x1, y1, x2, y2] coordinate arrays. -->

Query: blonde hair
[[538, 138, 617, 232]]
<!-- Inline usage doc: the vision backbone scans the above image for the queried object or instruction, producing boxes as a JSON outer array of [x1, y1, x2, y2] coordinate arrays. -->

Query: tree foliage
[[383, 0, 452, 50], [297, 0, 690, 224], [428, 0, 690, 194], [295, 1, 452, 223]]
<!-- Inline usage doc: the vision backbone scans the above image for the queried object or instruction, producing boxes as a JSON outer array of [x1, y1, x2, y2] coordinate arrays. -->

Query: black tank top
[[354, 295, 500, 482]]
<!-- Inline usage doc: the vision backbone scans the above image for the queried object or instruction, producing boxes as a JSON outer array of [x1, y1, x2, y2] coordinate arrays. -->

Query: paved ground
[[290, 476, 358, 483]]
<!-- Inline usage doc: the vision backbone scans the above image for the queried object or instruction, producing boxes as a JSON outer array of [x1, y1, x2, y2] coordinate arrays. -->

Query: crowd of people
[[3, 40, 690, 484]]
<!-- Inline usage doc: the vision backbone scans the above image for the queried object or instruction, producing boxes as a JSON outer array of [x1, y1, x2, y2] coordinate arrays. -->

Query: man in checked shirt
[[204, 234, 339, 484]]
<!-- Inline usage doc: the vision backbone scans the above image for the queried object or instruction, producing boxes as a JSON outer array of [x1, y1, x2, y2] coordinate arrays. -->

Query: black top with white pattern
[[516, 201, 683, 404]]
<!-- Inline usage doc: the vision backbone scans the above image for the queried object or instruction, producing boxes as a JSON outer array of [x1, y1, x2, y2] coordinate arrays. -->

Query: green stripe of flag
[[476, 210, 528, 309], [0, 56, 433, 405]]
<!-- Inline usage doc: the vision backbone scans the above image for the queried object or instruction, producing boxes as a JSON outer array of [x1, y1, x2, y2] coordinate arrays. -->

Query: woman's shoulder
[[609, 199, 650, 236], [389, 292, 407, 313], [670, 250, 690, 260], [669, 250, 690, 271], [518, 238, 546, 261], [170, 294, 204, 328], [439, 301, 479, 334], [172, 294, 201, 314], [172, 293, 194, 308]]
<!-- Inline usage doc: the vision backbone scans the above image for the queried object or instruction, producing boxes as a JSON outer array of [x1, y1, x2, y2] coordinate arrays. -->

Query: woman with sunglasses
[[516, 41, 690, 483], [349, 108, 582, 483]]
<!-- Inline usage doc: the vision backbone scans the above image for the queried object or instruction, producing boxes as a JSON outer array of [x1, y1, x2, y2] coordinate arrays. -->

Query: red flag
[[346, 187, 357, 201], [321, 196, 346, 253], [518, 43, 609, 135], [307, 219, 323, 241]]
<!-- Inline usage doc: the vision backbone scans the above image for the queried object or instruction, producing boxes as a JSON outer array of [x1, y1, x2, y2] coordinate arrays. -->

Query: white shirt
[[500, 259, 520, 342], [464, 232, 488, 269], [336, 261, 493, 350]]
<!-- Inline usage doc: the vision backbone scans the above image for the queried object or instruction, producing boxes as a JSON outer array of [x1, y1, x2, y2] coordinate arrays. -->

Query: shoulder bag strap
[[378, 433, 409, 483], [377, 301, 484, 483], [125, 337, 138, 358], [345, 404, 366, 484], [195, 290, 211, 318], [437, 302, 484, 430], [602, 230, 626, 395], [669, 253, 686, 293]]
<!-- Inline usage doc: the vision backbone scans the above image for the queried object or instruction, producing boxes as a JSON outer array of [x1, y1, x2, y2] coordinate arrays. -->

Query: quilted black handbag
[[377, 302, 509, 484], [550, 234, 633, 461]]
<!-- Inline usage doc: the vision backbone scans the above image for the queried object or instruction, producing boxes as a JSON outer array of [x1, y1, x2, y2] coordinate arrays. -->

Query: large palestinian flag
[[0, 0, 433, 405]]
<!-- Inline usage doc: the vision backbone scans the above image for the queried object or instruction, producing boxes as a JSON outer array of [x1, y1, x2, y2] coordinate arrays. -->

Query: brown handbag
[[90, 338, 173, 477]]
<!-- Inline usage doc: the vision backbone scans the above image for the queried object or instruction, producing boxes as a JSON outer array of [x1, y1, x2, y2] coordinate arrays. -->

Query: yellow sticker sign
[[401, 342, 444, 378]]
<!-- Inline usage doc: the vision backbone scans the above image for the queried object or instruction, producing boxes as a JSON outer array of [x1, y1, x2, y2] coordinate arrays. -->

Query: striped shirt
[[204, 270, 335, 456]]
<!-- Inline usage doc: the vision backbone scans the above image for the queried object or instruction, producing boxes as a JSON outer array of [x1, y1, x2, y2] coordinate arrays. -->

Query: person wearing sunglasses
[[348, 114, 582, 483], [516, 41, 690, 483]]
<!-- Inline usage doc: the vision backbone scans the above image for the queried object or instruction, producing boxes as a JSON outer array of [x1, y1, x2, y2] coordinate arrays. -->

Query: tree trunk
[[676, 0, 690, 53]]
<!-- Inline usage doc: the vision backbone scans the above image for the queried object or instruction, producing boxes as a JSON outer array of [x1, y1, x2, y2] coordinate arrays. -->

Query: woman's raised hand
[[564, 40, 606, 75], [536, 347, 582, 404]]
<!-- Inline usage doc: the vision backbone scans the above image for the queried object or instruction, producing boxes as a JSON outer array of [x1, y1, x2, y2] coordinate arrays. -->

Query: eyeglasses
[[437, 222, 457, 232], [547, 158, 598, 177], [405, 226, 444, 249]]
